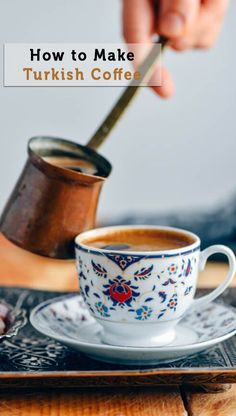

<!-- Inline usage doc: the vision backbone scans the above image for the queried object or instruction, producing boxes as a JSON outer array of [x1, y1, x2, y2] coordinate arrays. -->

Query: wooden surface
[[0, 388, 186, 416], [0, 386, 236, 416], [0, 232, 235, 415], [184, 384, 236, 416]]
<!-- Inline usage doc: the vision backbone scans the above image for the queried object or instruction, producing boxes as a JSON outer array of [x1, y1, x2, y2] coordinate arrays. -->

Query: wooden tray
[[0, 286, 235, 388]]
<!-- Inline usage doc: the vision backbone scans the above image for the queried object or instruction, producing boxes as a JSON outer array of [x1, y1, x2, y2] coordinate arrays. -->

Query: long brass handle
[[87, 36, 168, 151]]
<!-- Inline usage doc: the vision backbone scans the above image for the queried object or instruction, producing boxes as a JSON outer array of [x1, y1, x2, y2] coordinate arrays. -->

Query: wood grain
[[184, 384, 236, 416], [0, 388, 186, 416]]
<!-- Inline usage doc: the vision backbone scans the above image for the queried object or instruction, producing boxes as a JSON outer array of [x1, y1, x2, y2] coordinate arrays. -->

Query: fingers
[[150, 65, 175, 98], [202, 0, 229, 17], [193, 0, 229, 49], [157, 0, 200, 38], [122, 0, 229, 99], [123, 0, 173, 98], [122, 0, 154, 43], [167, 0, 229, 50]]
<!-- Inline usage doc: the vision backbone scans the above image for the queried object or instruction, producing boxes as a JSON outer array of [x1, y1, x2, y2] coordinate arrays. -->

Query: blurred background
[[0, 0, 236, 222]]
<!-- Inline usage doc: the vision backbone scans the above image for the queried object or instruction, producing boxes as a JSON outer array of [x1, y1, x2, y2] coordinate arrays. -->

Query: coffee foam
[[81, 228, 196, 252]]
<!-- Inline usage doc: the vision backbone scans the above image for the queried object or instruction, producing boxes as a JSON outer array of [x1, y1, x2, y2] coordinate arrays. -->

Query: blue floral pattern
[[104, 254, 144, 271], [134, 306, 153, 320], [167, 293, 178, 310], [134, 265, 154, 281], [95, 302, 110, 318], [91, 261, 107, 278], [77, 250, 198, 322], [167, 264, 178, 275], [158, 293, 178, 319], [182, 258, 192, 277]]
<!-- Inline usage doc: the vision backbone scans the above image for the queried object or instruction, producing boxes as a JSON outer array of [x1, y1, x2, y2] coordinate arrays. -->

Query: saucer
[[30, 294, 236, 366]]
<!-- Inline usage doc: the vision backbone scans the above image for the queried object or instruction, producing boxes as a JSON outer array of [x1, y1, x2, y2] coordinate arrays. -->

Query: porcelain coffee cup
[[75, 225, 236, 347]]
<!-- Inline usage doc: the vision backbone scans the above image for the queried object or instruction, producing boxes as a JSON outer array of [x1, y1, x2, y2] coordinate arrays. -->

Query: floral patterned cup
[[75, 226, 236, 347]]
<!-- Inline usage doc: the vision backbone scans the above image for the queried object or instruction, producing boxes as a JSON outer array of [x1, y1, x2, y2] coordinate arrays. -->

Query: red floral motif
[[103, 276, 140, 307], [109, 283, 132, 304]]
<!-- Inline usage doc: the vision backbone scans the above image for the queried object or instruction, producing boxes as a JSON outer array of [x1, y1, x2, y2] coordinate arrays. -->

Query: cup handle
[[192, 245, 236, 309]]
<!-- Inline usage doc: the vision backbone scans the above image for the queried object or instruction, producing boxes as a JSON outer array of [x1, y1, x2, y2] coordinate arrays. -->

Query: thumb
[[158, 0, 199, 38]]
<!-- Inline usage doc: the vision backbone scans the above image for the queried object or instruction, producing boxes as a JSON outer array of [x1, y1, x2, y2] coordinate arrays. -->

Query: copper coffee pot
[[0, 38, 167, 259], [0, 136, 111, 259]]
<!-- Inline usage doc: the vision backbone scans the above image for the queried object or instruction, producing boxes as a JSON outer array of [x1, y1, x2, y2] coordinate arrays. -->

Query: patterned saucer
[[30, 294, 236, 366]]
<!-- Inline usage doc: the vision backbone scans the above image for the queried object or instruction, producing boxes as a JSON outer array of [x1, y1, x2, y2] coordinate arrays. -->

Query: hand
[[123, 0, 229, 97]]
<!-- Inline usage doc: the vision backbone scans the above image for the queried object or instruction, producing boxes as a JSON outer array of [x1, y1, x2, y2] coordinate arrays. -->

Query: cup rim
[[75, 225, 200, 256]]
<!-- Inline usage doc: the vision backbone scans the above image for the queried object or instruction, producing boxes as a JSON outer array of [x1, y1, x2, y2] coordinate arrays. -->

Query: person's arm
[[123, 0, 229, 97]]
